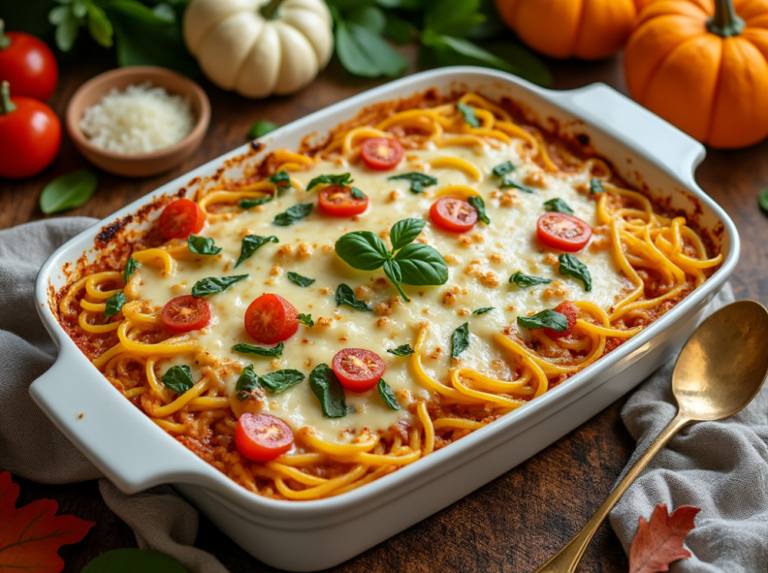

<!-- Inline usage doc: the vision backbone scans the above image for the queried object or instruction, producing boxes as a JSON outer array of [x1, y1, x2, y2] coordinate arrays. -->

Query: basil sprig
[[188, 235, 222, 256], [509, 271, 551, 288], [104, 291, 126, 321], [123, 255, 138, 283], [239, 196, 272, 209], [274, 203, 313, 226], [236, 235, 278, 267], [307, 173, 353, 191], [559, 254, 592, 292], [235, 365, 263, 401], [457, 102, 479, 127], [162, 365, 194, 394], [517, 309, 568, 332], [309, 363, 348, 418], [299, 313, 314, 327], [468, 196, 490, 225], [335, 218, 449, 303], [260, 369, 305, 393], [287, 272, 315, 287], [377, 379, 400, 410], [387, 172, 437, 194], [191, 275, 248, 297], [335, 283, 373, 311], [473, 307, 494, 315], [590, 178, 606, 194], [232, 342, 284, 358], [451, 323, 470, 359], [543, 198, 574, 215], [387, 344, 414, 356]]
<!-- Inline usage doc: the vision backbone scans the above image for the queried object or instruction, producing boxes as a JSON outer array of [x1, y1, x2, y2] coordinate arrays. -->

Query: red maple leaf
[[0, 471, 95, 573], [629, 504, 701, 573]]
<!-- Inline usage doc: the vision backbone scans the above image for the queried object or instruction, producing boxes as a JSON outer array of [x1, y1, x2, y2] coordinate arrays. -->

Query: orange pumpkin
[[494, 0, 637, 60], [624, 0, 768, 148]]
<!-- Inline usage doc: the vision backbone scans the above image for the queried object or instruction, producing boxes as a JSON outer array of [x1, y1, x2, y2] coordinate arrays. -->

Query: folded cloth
[[0, 218, 227, 573], [609, 284, 768, 572]]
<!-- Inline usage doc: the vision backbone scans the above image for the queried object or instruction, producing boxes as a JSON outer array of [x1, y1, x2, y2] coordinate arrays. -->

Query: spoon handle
[[535, 412, 690, 573]]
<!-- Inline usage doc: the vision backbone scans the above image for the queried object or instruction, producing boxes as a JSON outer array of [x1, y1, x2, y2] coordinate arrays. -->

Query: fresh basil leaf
[[268, 170, 291, 189], [451, 322, 470, 359], [235, 364, 262, 401], [509, 271, 551, 288], [307, 172, 353, 191], [335, 20, 408, 78], [232, 342, 284, 358], [543, 198, 574, 215], [287, 272, 315, 287], [760, 189, 768, 214], [424, 0, 484, 37], [151, 3, 176, 23], [335, 283, 373, 311], [191, 275, 249, 297], [299, 313, 314, 327], [124, 256, 138, 283], [393, 243, 449, 285], [335, 231, 389, 271], [87, 3, 113, 48], [273, 203, 313, 226], [390, 218, 426, 251], [104, 291, 126, 321], [53, 7, 79, 52], [387, 344, 414, 356], [492, 161, 515, 177], [350, 186, 366, 200], [559, 254, 592, 292], [346, 5, 386, 34], [387, 172, 437, 194], [239, 196, 272, 209], [472, 307, 494, 315], [188, 234, 222, 256], [248, 120, 278, 139], [161, 364, 194, 394], [309, 363, 348, 418], [517, 309, 568, 332], [39, 169, 98, 214], [468, 196, 490, 225], [377, 379, 400, 410], [590, 178, 606, 194], [260, 369, 305, 393], [383, 13, 414, 45], [383, 259, 411, 302], [236, 235, 279, 267], [457, 102, 480, 128], [500, 177, 534, 194]]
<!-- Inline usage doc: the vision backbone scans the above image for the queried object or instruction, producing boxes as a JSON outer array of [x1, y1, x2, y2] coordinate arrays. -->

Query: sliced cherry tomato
[[544, 301, 579, 339], [429, 197, 478, 233], [235, 413, 295, 462], [537, 212, 592, 252], [161, 295, 211, 332], [0, 28, 58, 100], [318, 185, 368, 217], [245, 293, 299, 344], [361, 137, 403, 170], [332, 348, 386, 392], [159, 198, 206, 240]]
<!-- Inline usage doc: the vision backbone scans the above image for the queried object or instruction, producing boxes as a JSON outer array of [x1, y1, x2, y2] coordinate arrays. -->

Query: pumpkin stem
[[707, 0, 745, 37], [0, 81, 16, 115], [260, 0, 286, 20], [0, 20, 12, 50]]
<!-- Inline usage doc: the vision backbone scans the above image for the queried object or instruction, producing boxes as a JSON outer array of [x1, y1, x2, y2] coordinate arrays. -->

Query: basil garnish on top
[[492, 161, 533, 193], [451, 323, 470, 359], [104, 291, 126, 321], [387, 344, 414, 356], [377, 379, 400, 410], [559, 254, 592, 292], [509, 271, 551, 288], [543, 198, 574, 215], [232, 342, 284, 358], [123, 255, 138, 283], [268, 170, 291, 191], [274, 203, 313, 226], [492, 161, 515, 178], [468, 196, 490, 225], [239, 195, 272, 209], [349, 186, 366, 199], [307, 172, 354, 191], [236, 235, 279, 267], [299, 313, 314, 327], [287, 272, 315, 287], [235, 365, 263, 401], [387, 172, 437, 194], [309, 363, 348, 418], [501, 179, 534, 194], [457, 102, 479, 128], [260, 369, 305, 393], [472, 307, 494, 315], [590, 178, 606, 194], [335, 283, 373, 311], [517, 309, 568, 332], [162, 365, 194, 394], [188, 234, 222, 256], [191, 274, 249, 297]]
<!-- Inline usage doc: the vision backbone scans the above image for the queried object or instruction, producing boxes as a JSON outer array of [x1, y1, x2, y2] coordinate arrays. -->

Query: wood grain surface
[[3, 45, 767, 573]]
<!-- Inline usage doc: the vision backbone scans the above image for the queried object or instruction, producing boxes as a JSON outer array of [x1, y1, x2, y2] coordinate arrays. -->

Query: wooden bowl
[[66, 66, 210, 178]]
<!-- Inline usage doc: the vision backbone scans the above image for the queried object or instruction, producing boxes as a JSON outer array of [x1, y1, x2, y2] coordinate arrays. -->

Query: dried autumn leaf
[[629, 504, 701, 573], [0, 471, 95, 573]]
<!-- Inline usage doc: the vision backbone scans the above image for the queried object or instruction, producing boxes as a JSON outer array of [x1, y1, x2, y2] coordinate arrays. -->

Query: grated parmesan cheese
[[80, 82, 195, 155]]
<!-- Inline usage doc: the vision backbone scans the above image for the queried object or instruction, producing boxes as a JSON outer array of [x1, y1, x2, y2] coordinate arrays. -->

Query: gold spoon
[[536, 300, 768, 573]]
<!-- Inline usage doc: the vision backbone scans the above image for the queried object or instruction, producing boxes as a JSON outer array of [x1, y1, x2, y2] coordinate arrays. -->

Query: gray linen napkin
[[0, 218, 227, 573]]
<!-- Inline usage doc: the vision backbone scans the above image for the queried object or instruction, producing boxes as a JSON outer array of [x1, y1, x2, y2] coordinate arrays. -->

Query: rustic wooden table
[[3, 47, 767, 573]]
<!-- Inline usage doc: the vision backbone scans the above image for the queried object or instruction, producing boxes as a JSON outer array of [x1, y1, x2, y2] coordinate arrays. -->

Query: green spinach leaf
[[232, 342, 284, 358], [273, 203, 313, 226], [377, 379, 400, 410], [335, 20, 408, 78], [450, 322, 470, 358], [509, 271, 551, 288], [287, 272, 315, 287], [235, 364, 262, 401], [559, 254, 592, 292], [469, 195, 490, 224], [104, 291, 126, 321], [492, 161, 515, 177], [161, 364, 194, 394], [260, 369, 305, 393], [335, 283, 373, 311], [236, 235, 279, 267], [543, 198, 574, 215], [191, 275, 249, 297], [188, 235, 222, 256], [309, 363, 348, 418], [517, 309, 568, 332], [39, 169, 98, 214]]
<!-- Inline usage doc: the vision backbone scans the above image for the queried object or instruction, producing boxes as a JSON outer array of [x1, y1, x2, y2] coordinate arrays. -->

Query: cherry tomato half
[[544, 301, 578, 339], [0, 82, 60, 179], [537, 212, 592, 252], [429, 197, 478, 233], [318, 185, 368, 217], [361, 137, 403, 170], [235, 413, 295, 462], [161, 295, 211, 333], [159, 198, 206, 240], [245, 294, 299, 344], [0, 29, 58, 100], [332, 348, 386, 392]]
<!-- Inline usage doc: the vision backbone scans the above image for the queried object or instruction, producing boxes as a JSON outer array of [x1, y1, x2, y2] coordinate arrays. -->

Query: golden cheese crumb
[[371, 277, 389, 291], [489, 252, 504, 264], [458, 235, 473, 247], [270, 359, 283, 370], [458, 308, 470, 316], [297, 243, 314, 259], [471, 233, 485, 244], [375, 296, 401, 316], [320, 287, 332, 295], [543, 253, 560, 266], [376, 317, 391, 328], [321, 244, 334, 254], [388, 189, 400, 202], [316, 317, 333, 328], [499, 193, 517, 207], [480, 271, 501, 287], [270, 265, 283, 276], [355, 285, 372, 300], [544, 280, 570, 298], [276, 245, 294, 258], [442, 286, 464, 305], [524, 170, 545, 188], [444, 254, 460, 265]]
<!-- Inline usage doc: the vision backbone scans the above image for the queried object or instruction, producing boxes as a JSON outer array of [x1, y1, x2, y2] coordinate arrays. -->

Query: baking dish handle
[[547, 83, 705, 182]]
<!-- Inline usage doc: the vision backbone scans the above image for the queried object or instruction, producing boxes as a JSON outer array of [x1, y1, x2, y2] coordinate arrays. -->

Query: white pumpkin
[[183, 0, 333, 98]]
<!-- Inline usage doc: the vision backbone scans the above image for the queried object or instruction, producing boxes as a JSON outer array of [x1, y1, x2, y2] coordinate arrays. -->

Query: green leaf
[[492, 161, 515, 177], [472, 307, 494, 315], [383, 259, 411, 302], [191, 274, 249, 297], [309, 363, 348, 418], [54, 8, 80, 52], [335, 20, 408, 78], [268, 170, 291, 189], [248, 120, 278, 139], [82, 548, 188, 573], [350, 186, 366, 200], [49, 6, 70, 26], [299, 313, 314, 327], [260, 369, 305, 393], [287, 271, 315, 287], [335, 231, 389, 271], [590, 178, 606, 194], [103, 291, 126, 321], [273, 203, 313, 226], [346, 5, 386, 34], [509, 271, 551, 288], [468, 196, 490, 225], [235, 364, 262, 401], [383, 13, 414, 44], [39, 170, 98, 214], [335, 283, 373, 311], [232, 342, 284, 358], [517, 309, 567, 332], [543, 198, 574, 215], [393, 243, 449, 285], [307, 172, 353, 191], [187, 234, 222, 256], [123, 255, 138, 283], [87, 4, 114, 48], [239, 196, 272, 209], [390, 218, 425, 251], [500, 178, 534, 194], [387, 343, 414, 356], [559, 254, 592, 292], [236, 235, 279, 267], [151, 3, 176, 23], [760, 189, 768, 214], [161, 365, 194, 394], [424, 0, 484, 36], [450, 322, 470, 359], [377, 379, 400, 410], [387, 172, 437, 194], [457, 101, 479, 128]]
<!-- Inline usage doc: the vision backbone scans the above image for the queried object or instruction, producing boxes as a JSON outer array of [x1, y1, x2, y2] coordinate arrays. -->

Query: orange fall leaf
[[629, 503, 701, 573]]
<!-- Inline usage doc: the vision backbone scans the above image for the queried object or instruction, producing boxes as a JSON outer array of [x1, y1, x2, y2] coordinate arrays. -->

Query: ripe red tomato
[[245, 294, 299, 344], [318, 185, 368, 217], [361, 137, 403, 170], [332, 348, 386, 392], [0, 29, 58, 100], [537, 212, 592, 252], [161, 295, 211, 333], [0, 82, 60, 178], [235, 413, 295, 462], [544, 301, 579, 339], [159, 198, 206, 240], [429, 197, 478, 233]]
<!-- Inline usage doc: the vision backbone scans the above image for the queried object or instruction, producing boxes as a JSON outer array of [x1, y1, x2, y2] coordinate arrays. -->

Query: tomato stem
[[0, 20, 10, 50], [260, 0, 286, 20], [707, 0, 744, 37], [0, 81, 16, 114]]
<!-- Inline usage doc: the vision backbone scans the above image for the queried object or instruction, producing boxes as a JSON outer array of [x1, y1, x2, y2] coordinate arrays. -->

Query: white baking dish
[[31, 67, 738, 572]]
